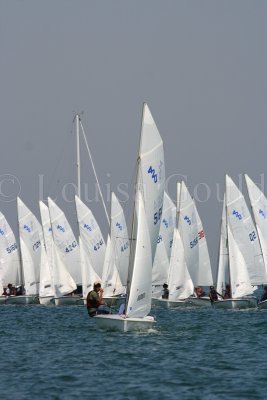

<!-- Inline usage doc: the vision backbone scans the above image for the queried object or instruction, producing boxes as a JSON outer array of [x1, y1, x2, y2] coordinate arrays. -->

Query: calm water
[[1, 304, 267, 400]]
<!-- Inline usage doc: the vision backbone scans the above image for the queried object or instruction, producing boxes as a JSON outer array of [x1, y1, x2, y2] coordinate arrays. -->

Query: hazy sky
[[0, 0, 267, 277]]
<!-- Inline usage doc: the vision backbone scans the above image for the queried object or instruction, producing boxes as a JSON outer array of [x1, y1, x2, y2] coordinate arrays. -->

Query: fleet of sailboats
[[1, 107, 267, 330]]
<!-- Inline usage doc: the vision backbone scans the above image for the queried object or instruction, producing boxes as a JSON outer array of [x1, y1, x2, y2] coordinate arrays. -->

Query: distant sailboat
[[0, 212, 21, 304], [7, 198, 41, 305], [94, 103, 165, 332], [245, 174, 267, 309], [213, 175, 264, 309]]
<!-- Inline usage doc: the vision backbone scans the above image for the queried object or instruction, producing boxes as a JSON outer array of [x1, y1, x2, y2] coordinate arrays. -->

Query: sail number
[[157, 234, 163, 244], [33, 240, 41, 251], [198, 230, 205, 240], [116, 222, 123, 231], [147, 166, 158, 183], [121, 241, 129, 252], [184, 216, 191, 225], [154, 207, 163, 225], [232, 210, 242, 220], [57, 225, 65, 233], [190, 237, 198, 248], [6, 243, 17, 254], [94, 239, 104, 251], [0, 228, 5, 236], [259, 209, 266, 219], [65, 241, 77, 252], [249, 231, 257, 242], [84, 223, 92, 232]]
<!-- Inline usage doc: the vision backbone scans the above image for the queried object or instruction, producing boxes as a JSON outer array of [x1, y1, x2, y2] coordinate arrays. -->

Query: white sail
[[48, 197, 81, 284], [177, 181, 199, 285], [0, 212, 21, 288], [137, 103, 165, 263], [195, 203, 213, 286], [228, 228, 255, 298], [225, 175, 266, 285], [39, 201, 54, 298], [101, 235, 124, 297], [110, 192, 129, 286], [51, 240, 77, 297], [245, 174, 267, 281], [126, 192, 152, 318], [152, 240, 169, 298], [79, 236, 101, 299], [216, 196, 230, 294], [159, 192, 176, 260], [17, 197, 42, 295], [75, 195, 106, 278], [168, 228, 194, 300]]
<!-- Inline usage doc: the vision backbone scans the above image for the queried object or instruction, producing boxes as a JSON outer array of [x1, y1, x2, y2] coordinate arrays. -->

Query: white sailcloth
[[177, 181, 199, 285], [101, 235, 124, 297], [245, 174, 267, 281], [195, 203, 213, 286], [80, 236, 101, 299], [110, 192, 130, 286], [17, 197, 41, 295], [137, 103, 165, 263], [152, 240, 170, 298], [226, 175, 266, 286], [216, 196, 230, 294], [159, 192, 176, 260], [48, 197, 81, 284], [168, 228, 194, 300], [0, 212, 21, 288], [126, 192, 152, 318], [39, 201, 54, 298], [75, 195, 106, 278]]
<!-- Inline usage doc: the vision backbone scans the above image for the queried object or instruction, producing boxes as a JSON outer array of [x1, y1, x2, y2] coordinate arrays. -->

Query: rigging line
[[79, 120, 110, 227]]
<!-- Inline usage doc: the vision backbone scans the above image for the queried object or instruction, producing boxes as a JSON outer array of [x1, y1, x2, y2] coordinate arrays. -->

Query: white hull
[[257, 300, 267, 309], [152, 297, 191, 308], [102, 295, 126, 308], [187, 297, 212, 307], [94, 314, 155, 332], [54, 295, 82, 306], [39, 296, 55, 306], [212, 298, 256, 310], [6, 295, 39, 305], [0, 295, 7, 304]]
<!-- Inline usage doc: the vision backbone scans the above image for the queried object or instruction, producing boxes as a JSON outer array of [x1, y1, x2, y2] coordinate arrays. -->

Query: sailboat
[[94, 103, 165, 332], [7, 198, 41, 305], [213, 175, 265, 309], [0, 212, 21, 304], [152, 192, 176, 299], [48, 197, 81, 305], [245, 174, 267, 309]]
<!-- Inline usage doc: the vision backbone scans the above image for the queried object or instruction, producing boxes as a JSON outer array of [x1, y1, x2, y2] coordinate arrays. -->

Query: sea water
[[0, 304, 267, 400]]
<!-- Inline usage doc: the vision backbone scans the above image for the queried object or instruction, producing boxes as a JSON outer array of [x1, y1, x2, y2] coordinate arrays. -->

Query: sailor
[[86, 282, 110, 317], [161, 283, 169, 299]]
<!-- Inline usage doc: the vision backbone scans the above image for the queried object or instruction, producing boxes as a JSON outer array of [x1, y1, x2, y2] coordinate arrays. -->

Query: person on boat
[[209, 286, 222, 302], [195, 286, 206, 298], [118, 302, 126, 315], [5, 283, 13, 296], [260, 286, 267, 302], [223, 284, 231, 299], [86, 282, 110, 317], [161, 283, 169, 299]]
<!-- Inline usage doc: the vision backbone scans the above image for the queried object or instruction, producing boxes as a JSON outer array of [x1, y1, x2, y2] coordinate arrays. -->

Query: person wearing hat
[[86, 282, 110, 317], [260, 286, 267, 302], [161, 283, 169, 299]]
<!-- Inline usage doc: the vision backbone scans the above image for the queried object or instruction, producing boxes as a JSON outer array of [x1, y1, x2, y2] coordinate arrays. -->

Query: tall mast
[[125, 102, 146, 311], [75, 114, 81, 199]]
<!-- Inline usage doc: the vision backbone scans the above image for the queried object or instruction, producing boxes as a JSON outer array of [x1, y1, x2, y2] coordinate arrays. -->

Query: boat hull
[[152, 298, 191, 308], [39, 296, 55, 306], [257, 299, 267, 309], [187, 297, 212, 307], [6, 295, 39, 305], [54, 295, 82, 306], [212, 298, 256, 310], [0, 295, 7, 305], [102, 295, 125, 308], [94, 314, 155, 332]]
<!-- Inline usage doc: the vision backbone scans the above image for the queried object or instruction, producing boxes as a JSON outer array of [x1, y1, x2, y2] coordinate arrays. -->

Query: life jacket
[[86, 290, 100, 309]]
